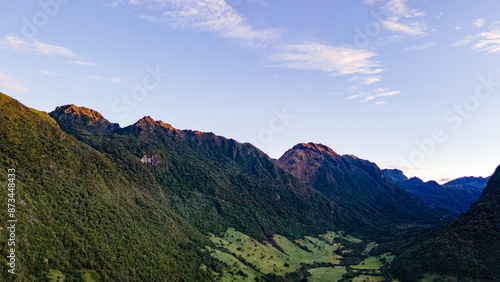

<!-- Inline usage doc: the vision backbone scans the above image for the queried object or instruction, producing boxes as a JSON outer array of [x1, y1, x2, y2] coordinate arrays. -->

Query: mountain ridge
[[382, 169, 489, 218]]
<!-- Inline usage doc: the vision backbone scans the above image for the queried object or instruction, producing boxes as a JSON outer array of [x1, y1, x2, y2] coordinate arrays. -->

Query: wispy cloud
[[375, 89, 400, 97], [349, 75, 381, 85], [0, 72, 29, 93], [366, 0, 427, 36], [0, 35, 77, 57], [347, 87, 400, 104], [383, 20, 426, 36], [472, 19, 486, 28], [269, 43, 383, 76], [383, 0, 425, 19], [361, 95, 375, 102], [347, 93, 365, 100], [452, 27, 500, 54], [70, 61, 102, 67], [85, 75, 121, 83], [40, 69, 64, 76], [115, 0, 282, 46]]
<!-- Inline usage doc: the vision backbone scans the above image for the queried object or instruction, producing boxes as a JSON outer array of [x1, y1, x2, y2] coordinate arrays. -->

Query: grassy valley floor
[[206, 228, 397, 281]]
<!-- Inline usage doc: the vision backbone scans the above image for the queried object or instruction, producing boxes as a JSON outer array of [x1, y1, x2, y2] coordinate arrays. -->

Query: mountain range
[[382, 169, 489, 219], [0, 92, 497, 281]]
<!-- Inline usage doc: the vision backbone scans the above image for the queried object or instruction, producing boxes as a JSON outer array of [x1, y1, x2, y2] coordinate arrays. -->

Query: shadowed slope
[[391, 165, 500, 281]]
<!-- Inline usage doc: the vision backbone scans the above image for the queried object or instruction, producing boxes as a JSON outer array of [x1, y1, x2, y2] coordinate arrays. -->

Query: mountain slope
[[0, 93, 214, 281], [49, 105, 342, 242], [382, 169, 488, 218], [390, 165, 500, 281], [276, 143, 444, 233]]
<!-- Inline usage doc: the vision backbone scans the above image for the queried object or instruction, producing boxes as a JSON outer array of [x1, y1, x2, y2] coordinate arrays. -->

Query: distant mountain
[[443, 176, 490, 191], [390, 165, 500, 281], [276, 143, 444, 234], [382, 169, 488, 218]]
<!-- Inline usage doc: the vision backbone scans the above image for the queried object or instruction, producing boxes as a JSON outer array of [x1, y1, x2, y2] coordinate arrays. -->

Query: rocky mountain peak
[[53, 104, 105, 121], [292, 142, 338, 155]]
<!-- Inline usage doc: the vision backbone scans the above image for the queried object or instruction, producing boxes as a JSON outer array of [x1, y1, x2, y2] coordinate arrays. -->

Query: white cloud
[[347, 93, 365, 100], [383, 0, 424, 18], [116, 0, 282, 45], [455, 26, 462, 30], [39, 69, 73, 77], [347, 87, 400, 104], [473, 19, 486, 28], [269, 43, 383, 76], [85, 75, 121, 83], [452, 27, 500, 54], [0, 35, 77, 57], [361, 95, 375, 102], [375, 101, 387, 105], [367, 0, 427, 36], [349, 76, 381, 85], [0, 72, 29, 93], [375, 89, 400, 97], [383, 19, 426, 35], [70, 61, 102, 67]]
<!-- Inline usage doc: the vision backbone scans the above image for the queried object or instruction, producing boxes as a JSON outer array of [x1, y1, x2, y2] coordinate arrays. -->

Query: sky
[[1, 0, 500, 183]]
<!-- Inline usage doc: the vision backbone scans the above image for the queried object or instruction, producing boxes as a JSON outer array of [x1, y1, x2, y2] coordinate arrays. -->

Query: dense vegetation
[[390, 165, 500, 281], [0, 93, 216, 280]]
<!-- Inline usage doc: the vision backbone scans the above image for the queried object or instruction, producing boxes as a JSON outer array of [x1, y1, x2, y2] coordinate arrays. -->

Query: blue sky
[[1, 0, 500, 182]]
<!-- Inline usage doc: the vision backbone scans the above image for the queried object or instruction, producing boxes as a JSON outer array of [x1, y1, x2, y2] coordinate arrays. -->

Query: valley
[[206, 228, 395, 281]]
